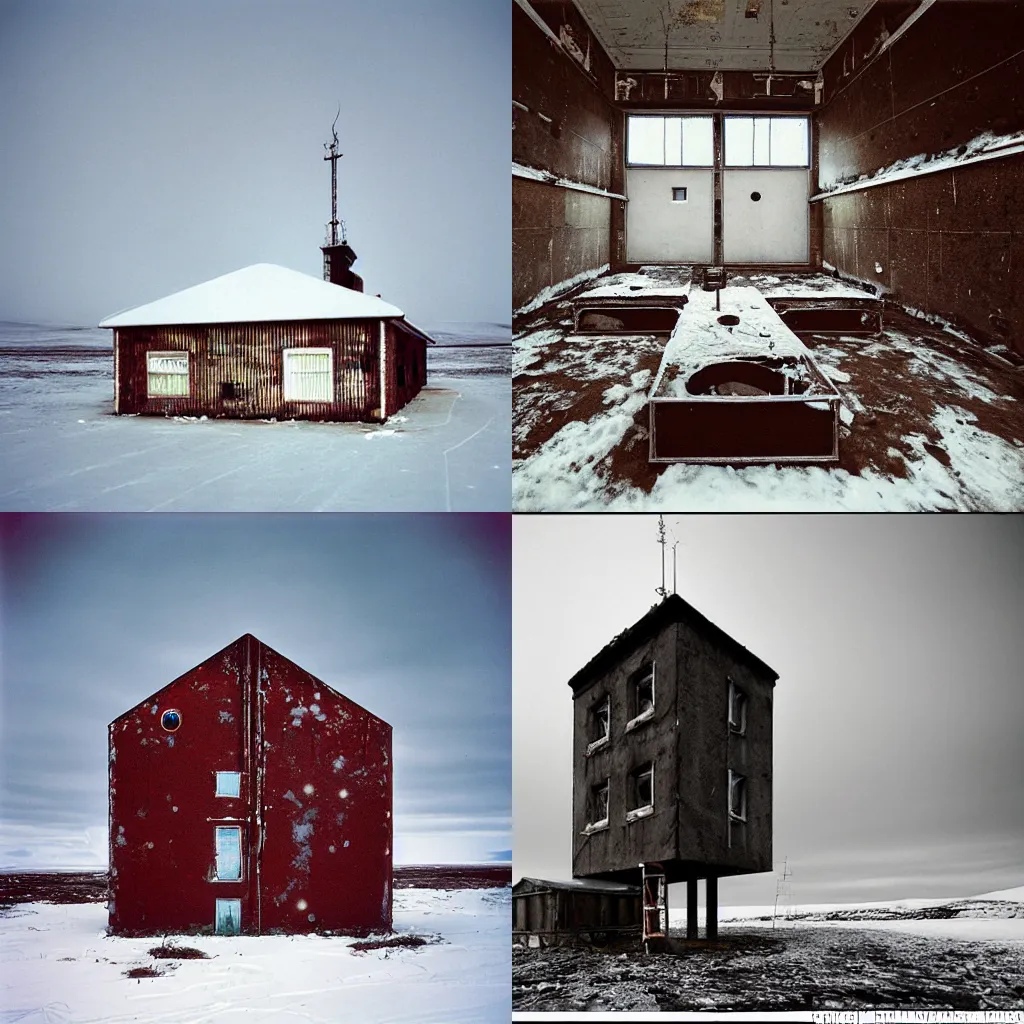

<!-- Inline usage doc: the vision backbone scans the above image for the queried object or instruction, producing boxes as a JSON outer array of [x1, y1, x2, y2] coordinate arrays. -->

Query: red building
[[108, 634, 392, 937]]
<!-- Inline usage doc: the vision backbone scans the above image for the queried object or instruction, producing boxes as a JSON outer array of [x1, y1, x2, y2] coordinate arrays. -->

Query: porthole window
[[161, 709, 182, 732]]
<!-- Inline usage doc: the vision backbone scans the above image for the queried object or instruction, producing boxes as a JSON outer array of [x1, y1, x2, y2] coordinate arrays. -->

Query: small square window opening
[[672, 187, 688, 202], [216, 771, 241, 798]]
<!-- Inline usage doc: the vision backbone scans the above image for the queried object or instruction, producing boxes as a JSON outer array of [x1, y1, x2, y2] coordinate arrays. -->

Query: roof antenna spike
[[655, 515, 668, 600]]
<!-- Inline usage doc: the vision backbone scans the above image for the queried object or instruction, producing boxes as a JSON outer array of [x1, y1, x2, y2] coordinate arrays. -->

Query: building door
[[215, 898, 241, 935]]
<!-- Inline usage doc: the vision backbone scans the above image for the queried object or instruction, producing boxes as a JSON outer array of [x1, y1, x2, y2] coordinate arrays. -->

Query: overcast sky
[[0, 512, 511, 869], [0, 0, 509, 328], [514, 514, 1024, 908]]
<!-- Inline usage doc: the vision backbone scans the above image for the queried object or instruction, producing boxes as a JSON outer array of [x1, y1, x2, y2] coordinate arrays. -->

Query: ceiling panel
[[573, 0, 880, 71]]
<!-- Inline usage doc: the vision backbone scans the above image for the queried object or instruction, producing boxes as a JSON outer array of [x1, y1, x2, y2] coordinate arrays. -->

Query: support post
[[706, 875, 718, 940], [686, 877, 698, 939]]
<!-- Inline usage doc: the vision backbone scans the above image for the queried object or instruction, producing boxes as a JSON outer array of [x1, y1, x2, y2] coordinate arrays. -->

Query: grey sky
[[0, 512, 511, 868], [513, 514, 1024, 907], [0, 0, 509, 328]]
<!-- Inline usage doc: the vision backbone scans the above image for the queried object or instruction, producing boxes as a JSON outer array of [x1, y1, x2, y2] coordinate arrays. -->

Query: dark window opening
[[631, 762, 654, 812], [397, 364, 406, 388], [588, 780, 609, 827], [672, 187, 688, 202], [220, 381, 239, 399], [750, 191, 762, 202], [729, 771, 747, 820], [630, 663, 654, 722], [728, 681, 747, 734], [589, 697, 610, 745]]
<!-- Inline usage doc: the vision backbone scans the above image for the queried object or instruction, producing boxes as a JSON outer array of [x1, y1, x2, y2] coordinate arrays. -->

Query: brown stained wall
[[514, 178, 613, 310], [114, 320, 384, 422], [384, 322, 428, 416], [513, 1, 623, 310], [816, 1, 1024, 352]]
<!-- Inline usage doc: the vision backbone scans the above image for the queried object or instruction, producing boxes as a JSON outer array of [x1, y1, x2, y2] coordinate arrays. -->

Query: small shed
[[108, 634, 392, 937], [513, 876, 641, 947], [99, 263, 432, 422]]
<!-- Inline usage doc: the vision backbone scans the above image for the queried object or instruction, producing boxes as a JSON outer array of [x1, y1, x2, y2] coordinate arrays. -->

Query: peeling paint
[[219, 710, 235, 724], [344, 840, 350, 848], [282, 789, 303, 809], [332, 756, 346, 772], [303, 784, 315, 795], [292, 808, 319, 872], [166, 735, 175, 747]]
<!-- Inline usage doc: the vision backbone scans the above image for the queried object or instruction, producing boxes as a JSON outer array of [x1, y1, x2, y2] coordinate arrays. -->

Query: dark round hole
[[161, 709, 181, 732], [750, 191, 762, 202], [717, 314, 740, 326]]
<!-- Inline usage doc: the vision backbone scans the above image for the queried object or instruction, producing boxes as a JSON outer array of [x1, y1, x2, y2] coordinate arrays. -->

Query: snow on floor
[[513, 275, 1024, 512], [0, 887, 510, 1024], [0, 326, 510, 512]]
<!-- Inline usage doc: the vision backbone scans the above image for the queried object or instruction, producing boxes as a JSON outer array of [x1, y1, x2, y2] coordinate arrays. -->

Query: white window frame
[[724, 115, 809, 168], [215, 771, 241, 798], [626, 115, 714, 167], [626, 762, 654, 822], [585, 779, 610, 833], [283, 347, 334, 402], [728, 680, 747, 735], [626, 662, 655, 732], [728, 770, 747, 822], [214, 825, 243, 881], [146, 351, 189, 398]]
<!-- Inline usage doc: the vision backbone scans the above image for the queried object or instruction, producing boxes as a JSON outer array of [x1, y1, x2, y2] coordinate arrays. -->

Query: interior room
[[512, 0, 1024, 510]]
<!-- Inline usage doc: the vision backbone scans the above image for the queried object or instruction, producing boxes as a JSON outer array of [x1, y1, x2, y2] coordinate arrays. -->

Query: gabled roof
[[567, 593, 778, 694], [98, 263, 404, 328]]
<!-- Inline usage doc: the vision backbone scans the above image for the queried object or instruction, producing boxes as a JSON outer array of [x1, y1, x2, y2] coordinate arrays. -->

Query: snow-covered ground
[[0, 323, 510, 511], [514, 887, 1024, 1012], [1, 887, 510, 1024]]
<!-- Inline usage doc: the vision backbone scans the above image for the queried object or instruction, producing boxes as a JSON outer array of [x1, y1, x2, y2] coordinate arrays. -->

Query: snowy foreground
[[514, 888, 1024, 1012], [0, 323, 510, 512], [1, 887, 510, 1024]]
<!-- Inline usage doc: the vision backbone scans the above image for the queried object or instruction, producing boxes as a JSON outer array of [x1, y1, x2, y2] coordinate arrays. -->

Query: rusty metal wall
[[115, 319, 384, 422], [513, 1, 623, 310], [384, 322, 428, 416], [109, 635, 392, 936], [816, 1, 1024, 352]]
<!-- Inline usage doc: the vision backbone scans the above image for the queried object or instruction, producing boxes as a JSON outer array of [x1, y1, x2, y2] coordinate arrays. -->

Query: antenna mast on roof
[[656, 515, 668, 600], [323, 106, 342, 246]]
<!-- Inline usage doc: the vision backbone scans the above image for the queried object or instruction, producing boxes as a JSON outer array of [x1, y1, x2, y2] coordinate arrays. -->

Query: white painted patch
[[339, 789, 348, 799], [172, 806, 178, 813], [332, 756, 345, 772], [303, 784, 315, 795], [297, 899, 308, 911], [309, 704, 320, 715], [146, 842, 154, 849], [308, 913, 316, 923], [313, 692, 320, 700], [344, 840, 350, 848], [328, 845, 336, 853]]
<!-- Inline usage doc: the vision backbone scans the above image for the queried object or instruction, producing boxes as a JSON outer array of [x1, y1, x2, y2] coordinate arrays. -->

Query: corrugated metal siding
[[385, 321, 428, 416], [115, 320, 383, 422]]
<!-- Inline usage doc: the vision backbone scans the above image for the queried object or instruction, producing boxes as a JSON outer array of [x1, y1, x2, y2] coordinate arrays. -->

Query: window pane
[[284, 349, 332, 402], [628, 117, 665, 164], [147, 352, 188, 397], [753, 118, 771, 165], [771, 117, 809, 166], [216, 772, 241, 798], [724, 118, 753, 166], [215, 827, 242, 880], [681, 117, 713, 166], [664, 118, 682, 165]]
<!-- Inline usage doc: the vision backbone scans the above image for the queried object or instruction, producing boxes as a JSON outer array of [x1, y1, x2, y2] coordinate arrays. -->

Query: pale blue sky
[[0, 0, 510, 327], [0, 513, 511, 868]]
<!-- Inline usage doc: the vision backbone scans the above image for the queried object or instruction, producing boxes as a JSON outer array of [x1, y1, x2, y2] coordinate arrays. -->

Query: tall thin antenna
[[671, 539, 678, 595], [772, 857, 791, 931], [323, 106, 342, 246], [656, 516, 668, 599]]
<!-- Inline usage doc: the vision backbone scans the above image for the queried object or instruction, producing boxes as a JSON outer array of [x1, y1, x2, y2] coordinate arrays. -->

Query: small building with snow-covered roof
[[100, 263, 431, 422]]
